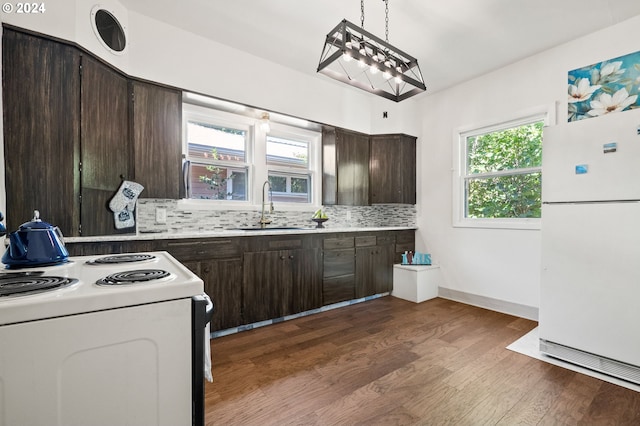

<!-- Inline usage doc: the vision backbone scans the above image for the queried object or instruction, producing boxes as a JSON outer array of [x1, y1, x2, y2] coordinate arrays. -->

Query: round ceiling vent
[[90, 5, 127, 55]]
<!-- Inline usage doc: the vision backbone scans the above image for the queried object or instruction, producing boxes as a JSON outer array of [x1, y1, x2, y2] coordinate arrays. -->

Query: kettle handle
[[8, 232, 27, 259], [54, 226, 66, 246]]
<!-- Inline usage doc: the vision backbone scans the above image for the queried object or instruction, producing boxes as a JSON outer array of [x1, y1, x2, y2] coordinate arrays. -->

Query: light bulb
[[260, 112, 270, 132]]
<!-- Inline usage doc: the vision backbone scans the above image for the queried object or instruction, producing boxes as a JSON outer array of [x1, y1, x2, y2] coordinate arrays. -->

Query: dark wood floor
[[205, 296, 640, 425]]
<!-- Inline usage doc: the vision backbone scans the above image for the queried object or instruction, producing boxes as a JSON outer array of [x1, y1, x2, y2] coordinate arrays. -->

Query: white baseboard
[[438, 287, 538, 321]]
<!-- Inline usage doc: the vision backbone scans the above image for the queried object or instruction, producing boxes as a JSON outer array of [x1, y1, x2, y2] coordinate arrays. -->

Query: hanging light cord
[[384, 0, 389, 42], [360, 0, 365, 28]]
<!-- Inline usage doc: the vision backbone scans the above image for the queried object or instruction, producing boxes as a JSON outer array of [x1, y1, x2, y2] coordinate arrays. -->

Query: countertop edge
[[64, 226, 418, 243]]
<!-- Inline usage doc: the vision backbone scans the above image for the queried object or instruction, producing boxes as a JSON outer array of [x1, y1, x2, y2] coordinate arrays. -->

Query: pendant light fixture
[[317, 0, 426, 102]]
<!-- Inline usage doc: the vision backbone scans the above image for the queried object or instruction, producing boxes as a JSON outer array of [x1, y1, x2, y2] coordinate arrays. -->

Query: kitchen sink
[[230, 227, 307, 231]]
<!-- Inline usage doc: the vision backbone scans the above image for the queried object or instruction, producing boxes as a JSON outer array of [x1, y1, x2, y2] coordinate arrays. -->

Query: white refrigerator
[[539, 108, 640, 384]]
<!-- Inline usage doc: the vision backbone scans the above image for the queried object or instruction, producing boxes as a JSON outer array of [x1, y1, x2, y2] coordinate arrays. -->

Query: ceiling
[[120, 0, 640, 99]]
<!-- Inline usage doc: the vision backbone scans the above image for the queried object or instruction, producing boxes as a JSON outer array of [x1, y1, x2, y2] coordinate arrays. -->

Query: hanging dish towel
[[203, 293, 214, 382], [109, 181, 144, 213], [204, 322, 213, 382]]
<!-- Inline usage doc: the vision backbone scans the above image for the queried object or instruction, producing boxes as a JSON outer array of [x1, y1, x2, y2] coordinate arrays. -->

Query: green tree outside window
[[465, 121, 543, 219]]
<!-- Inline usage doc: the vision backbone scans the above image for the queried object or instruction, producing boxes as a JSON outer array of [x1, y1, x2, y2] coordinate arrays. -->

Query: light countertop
[[64, 226, 417, 243]]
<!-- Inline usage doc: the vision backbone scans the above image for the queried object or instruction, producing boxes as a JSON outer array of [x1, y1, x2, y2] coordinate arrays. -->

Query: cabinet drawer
[[395, 230, 415, 244], [355, 236, 376, 247], [323, 237, 354, 250], [323, 249, 355, 278], [268, 238, 303, 250], [166, 239, 240, 261], [377, 236, 395, 245], [323, 275, 355, 305]]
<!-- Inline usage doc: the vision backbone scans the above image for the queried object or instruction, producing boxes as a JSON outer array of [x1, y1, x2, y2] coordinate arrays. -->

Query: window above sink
[[182, 96, 322, 210]]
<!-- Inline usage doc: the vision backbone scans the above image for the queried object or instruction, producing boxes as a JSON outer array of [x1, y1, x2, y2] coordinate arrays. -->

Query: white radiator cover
[[540, 339, 640, 385]]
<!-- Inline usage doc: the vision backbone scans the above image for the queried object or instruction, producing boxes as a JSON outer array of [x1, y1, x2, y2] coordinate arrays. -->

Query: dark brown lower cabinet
[[66, 230, 413, 331], [292, 249, 322, 313], [242, 248, 321, 324], [164, 238, 242, 332], [323, 275, 355, 305], [355, 237, 395, 298], [183, 259, 242, 332], [323, 246, 355, 305]]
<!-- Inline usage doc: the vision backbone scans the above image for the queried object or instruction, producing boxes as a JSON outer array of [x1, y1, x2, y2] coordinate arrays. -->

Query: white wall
[[0, 1, 419, 218], [0, 0, 418, 135], [125, 11, 420, 135], [416, 14, 640, 318]]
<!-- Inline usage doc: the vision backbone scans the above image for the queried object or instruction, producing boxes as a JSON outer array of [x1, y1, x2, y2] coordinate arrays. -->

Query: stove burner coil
[[87, 254, 157, 265], [96, 269, 171, 286], [0, 276, 78, 297]]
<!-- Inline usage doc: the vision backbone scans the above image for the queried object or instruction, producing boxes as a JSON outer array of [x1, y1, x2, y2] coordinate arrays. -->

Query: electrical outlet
[[155, 207, 167, 224]]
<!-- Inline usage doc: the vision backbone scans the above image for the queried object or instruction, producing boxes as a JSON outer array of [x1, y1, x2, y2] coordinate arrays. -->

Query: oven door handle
[[191, 294, 213, 426]]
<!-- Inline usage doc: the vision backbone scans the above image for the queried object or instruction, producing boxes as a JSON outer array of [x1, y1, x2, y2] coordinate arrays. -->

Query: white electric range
[[0, 251, 210, 426]]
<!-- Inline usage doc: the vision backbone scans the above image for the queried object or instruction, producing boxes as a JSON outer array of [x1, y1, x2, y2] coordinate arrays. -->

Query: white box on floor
[[392, 264, 440, 303]]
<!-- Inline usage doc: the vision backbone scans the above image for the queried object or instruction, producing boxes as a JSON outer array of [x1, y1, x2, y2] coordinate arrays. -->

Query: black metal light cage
[[317, 19, 426, 102]]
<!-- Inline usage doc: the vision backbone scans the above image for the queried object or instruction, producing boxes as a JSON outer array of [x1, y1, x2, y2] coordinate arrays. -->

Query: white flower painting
[[568, 51, 640, 122]]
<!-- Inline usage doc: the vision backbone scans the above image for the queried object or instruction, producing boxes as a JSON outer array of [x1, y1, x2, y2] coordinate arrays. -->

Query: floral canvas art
[[568, 50, 640, 122]]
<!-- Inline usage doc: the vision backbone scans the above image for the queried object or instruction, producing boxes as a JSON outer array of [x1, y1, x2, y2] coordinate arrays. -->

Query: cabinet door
[[131, 81, 182, 199], [355, 246, 377, 298], [80, 56, 132, 236], [355, 242, 395, 297], [2, 29, 80, 236], [394, 230, 416, 263], [374, 242, 395, 294], [337, 129, 370, 206], [200, 259, 243, 331], [370, 135, 402, 203], [242, 250, 291, 324], [370, 134, 416, 204], [400, 135, 417, 204], [291, 248, 322, 313], [323, 128, 370, 206]]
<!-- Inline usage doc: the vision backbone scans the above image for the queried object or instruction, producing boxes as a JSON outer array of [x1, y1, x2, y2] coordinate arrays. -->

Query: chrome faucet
[[259, 180, 274, 228]]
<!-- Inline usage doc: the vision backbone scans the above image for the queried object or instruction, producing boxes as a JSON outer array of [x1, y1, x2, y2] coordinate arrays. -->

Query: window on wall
[[185, 119, 249, 200], [454, 107, 550, 229], [182, 97, 321, 207], [266, 135, 311, 203]]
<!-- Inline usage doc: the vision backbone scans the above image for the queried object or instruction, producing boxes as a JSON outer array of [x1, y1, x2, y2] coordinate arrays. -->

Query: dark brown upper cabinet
[[369, 134, 417, 204], [2, 29, 81, 236], [3, 27, 183, 236], [80, 55, 132, 236], [131, 81, 182, 199], [322, 127, 370, 206]]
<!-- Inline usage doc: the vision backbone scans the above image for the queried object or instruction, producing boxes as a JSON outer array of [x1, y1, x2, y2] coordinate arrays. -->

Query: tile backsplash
[[137, 199, 416, 234]]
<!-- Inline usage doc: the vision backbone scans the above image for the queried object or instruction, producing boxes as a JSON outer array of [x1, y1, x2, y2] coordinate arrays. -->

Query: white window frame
[[180, 101, 321, 211], [453, 104, 555, 230], [182, 104, 254, 205], [264, 124, 320, 205]]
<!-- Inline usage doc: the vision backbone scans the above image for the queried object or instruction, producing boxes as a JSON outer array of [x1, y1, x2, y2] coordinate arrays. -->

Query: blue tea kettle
[[2, 210, 69, 268]]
